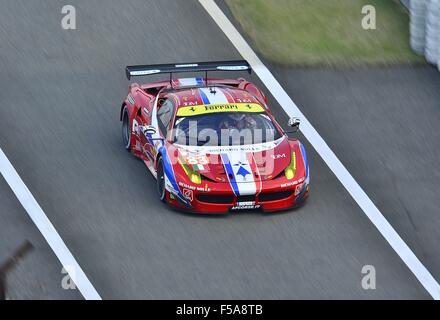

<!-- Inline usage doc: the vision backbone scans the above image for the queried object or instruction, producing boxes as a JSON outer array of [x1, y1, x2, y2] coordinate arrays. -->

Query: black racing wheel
[[122, 106, 131, 151], [157, 157, 166, 202]]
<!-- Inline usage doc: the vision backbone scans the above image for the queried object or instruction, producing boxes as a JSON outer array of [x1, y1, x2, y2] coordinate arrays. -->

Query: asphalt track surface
[[0, 0, 438, 299]]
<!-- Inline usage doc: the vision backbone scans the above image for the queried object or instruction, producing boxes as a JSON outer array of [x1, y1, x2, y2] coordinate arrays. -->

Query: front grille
[[197, 191, 293, 204], [259, 190, 293, 202], [197, 194, 234, 204], [237, 195, 256, 202]]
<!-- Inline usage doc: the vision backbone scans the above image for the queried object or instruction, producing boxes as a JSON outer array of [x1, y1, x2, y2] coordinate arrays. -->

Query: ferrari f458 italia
[[120, 61, 309, 213]]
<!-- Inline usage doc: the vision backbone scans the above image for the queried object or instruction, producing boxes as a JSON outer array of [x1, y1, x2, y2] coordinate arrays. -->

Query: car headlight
[[284, 151, 296, 180], [178, 157, 202, 184]]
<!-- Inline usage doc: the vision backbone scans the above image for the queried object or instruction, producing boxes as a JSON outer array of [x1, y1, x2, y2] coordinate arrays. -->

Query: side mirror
[[288, 117, 300, 132], [141, 125, 157, 136]]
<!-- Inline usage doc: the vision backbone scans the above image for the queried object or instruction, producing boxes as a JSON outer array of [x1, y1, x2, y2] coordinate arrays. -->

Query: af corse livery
[[120, 61, 309, 213]]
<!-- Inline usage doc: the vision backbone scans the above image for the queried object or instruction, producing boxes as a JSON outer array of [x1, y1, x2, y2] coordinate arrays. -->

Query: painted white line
[[199, 0, 440, 299], [0, 148, 101, 300]]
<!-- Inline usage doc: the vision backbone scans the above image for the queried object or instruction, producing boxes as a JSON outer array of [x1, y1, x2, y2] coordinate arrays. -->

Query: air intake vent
[[259, 191, 293, 202], [197, 195, 234, 204]]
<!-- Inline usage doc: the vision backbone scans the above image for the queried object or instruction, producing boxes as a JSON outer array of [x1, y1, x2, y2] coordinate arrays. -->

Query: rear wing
[[125, 60, 251, 80]]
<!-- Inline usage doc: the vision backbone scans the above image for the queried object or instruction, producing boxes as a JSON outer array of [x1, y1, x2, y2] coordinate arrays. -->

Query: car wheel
[[157, 157, 166, 202], [122, 107, 131, 151]]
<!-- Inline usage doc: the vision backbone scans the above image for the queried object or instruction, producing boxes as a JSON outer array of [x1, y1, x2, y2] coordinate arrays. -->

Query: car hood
[[174, 136, 292, 183]]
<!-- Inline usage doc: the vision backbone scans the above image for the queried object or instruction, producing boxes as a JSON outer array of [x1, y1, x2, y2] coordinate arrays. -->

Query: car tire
[[122, 106, 131, 151], [157, 157, 166, 202]]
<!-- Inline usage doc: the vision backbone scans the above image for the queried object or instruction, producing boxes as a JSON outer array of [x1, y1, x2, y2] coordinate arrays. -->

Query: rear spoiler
[[125, 60, 251, 80]]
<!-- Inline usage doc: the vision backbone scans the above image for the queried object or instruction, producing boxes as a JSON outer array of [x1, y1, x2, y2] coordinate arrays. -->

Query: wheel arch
[[120, 102, 127, 121]]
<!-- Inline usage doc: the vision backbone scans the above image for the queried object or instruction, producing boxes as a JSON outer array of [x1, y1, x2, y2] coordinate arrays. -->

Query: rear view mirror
[[288, 117, 300, 132]]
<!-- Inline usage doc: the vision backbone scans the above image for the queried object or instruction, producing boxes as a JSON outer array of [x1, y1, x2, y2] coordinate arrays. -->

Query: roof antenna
[[206, 70, 216, 94]]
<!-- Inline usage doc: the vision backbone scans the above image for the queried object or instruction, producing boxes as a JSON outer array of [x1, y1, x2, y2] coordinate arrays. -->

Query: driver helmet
[[228, 113, 246, 121]]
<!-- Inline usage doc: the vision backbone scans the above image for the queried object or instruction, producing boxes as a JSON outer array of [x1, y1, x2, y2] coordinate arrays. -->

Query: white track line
[[199, 0, 440, 299], [0, 148, 101, 300]]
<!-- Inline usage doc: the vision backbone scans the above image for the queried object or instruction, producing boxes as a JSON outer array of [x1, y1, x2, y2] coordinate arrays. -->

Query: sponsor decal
[[217, 65, 249, 71], [231, 201, 261, 210], [176, 137, 283, 155], [271, 153, 286, 159], [175, 63, 198, 68], [280, 177, 305, 188], [182, 188, 194, 201], [179, 182, 211, 193], [130, 69, 160, 76], [295, 183, 304, 196], [186, 155, 208, 167], [176, 103, 264, 117], [182, 101, 197, 106], [178, 150, 209, 171]]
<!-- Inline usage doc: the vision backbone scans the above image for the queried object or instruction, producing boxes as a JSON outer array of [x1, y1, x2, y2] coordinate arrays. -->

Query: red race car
[[120, 61, 309, 213]]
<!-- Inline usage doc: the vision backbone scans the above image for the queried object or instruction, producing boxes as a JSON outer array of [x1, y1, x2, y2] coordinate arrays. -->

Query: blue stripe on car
[[299, 142, 309, 179], [221, 153, 240, 196], [159, 146, 189, 206], [199, 88, 210, 104]]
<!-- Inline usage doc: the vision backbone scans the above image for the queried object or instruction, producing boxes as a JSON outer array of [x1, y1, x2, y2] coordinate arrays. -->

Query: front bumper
[[166, 181, 309, 214]]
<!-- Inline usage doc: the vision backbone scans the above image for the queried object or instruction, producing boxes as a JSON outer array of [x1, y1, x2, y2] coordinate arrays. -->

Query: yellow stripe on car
[[177, 103, 264, 116]]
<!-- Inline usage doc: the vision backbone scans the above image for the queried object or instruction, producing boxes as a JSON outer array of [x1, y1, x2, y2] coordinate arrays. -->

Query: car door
[[135, 94, 155, 160], [140, 96, 175, 161]]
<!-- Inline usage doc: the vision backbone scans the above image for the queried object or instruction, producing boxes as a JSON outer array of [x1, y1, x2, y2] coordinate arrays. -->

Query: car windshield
[[173, 111, 282, 146]]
